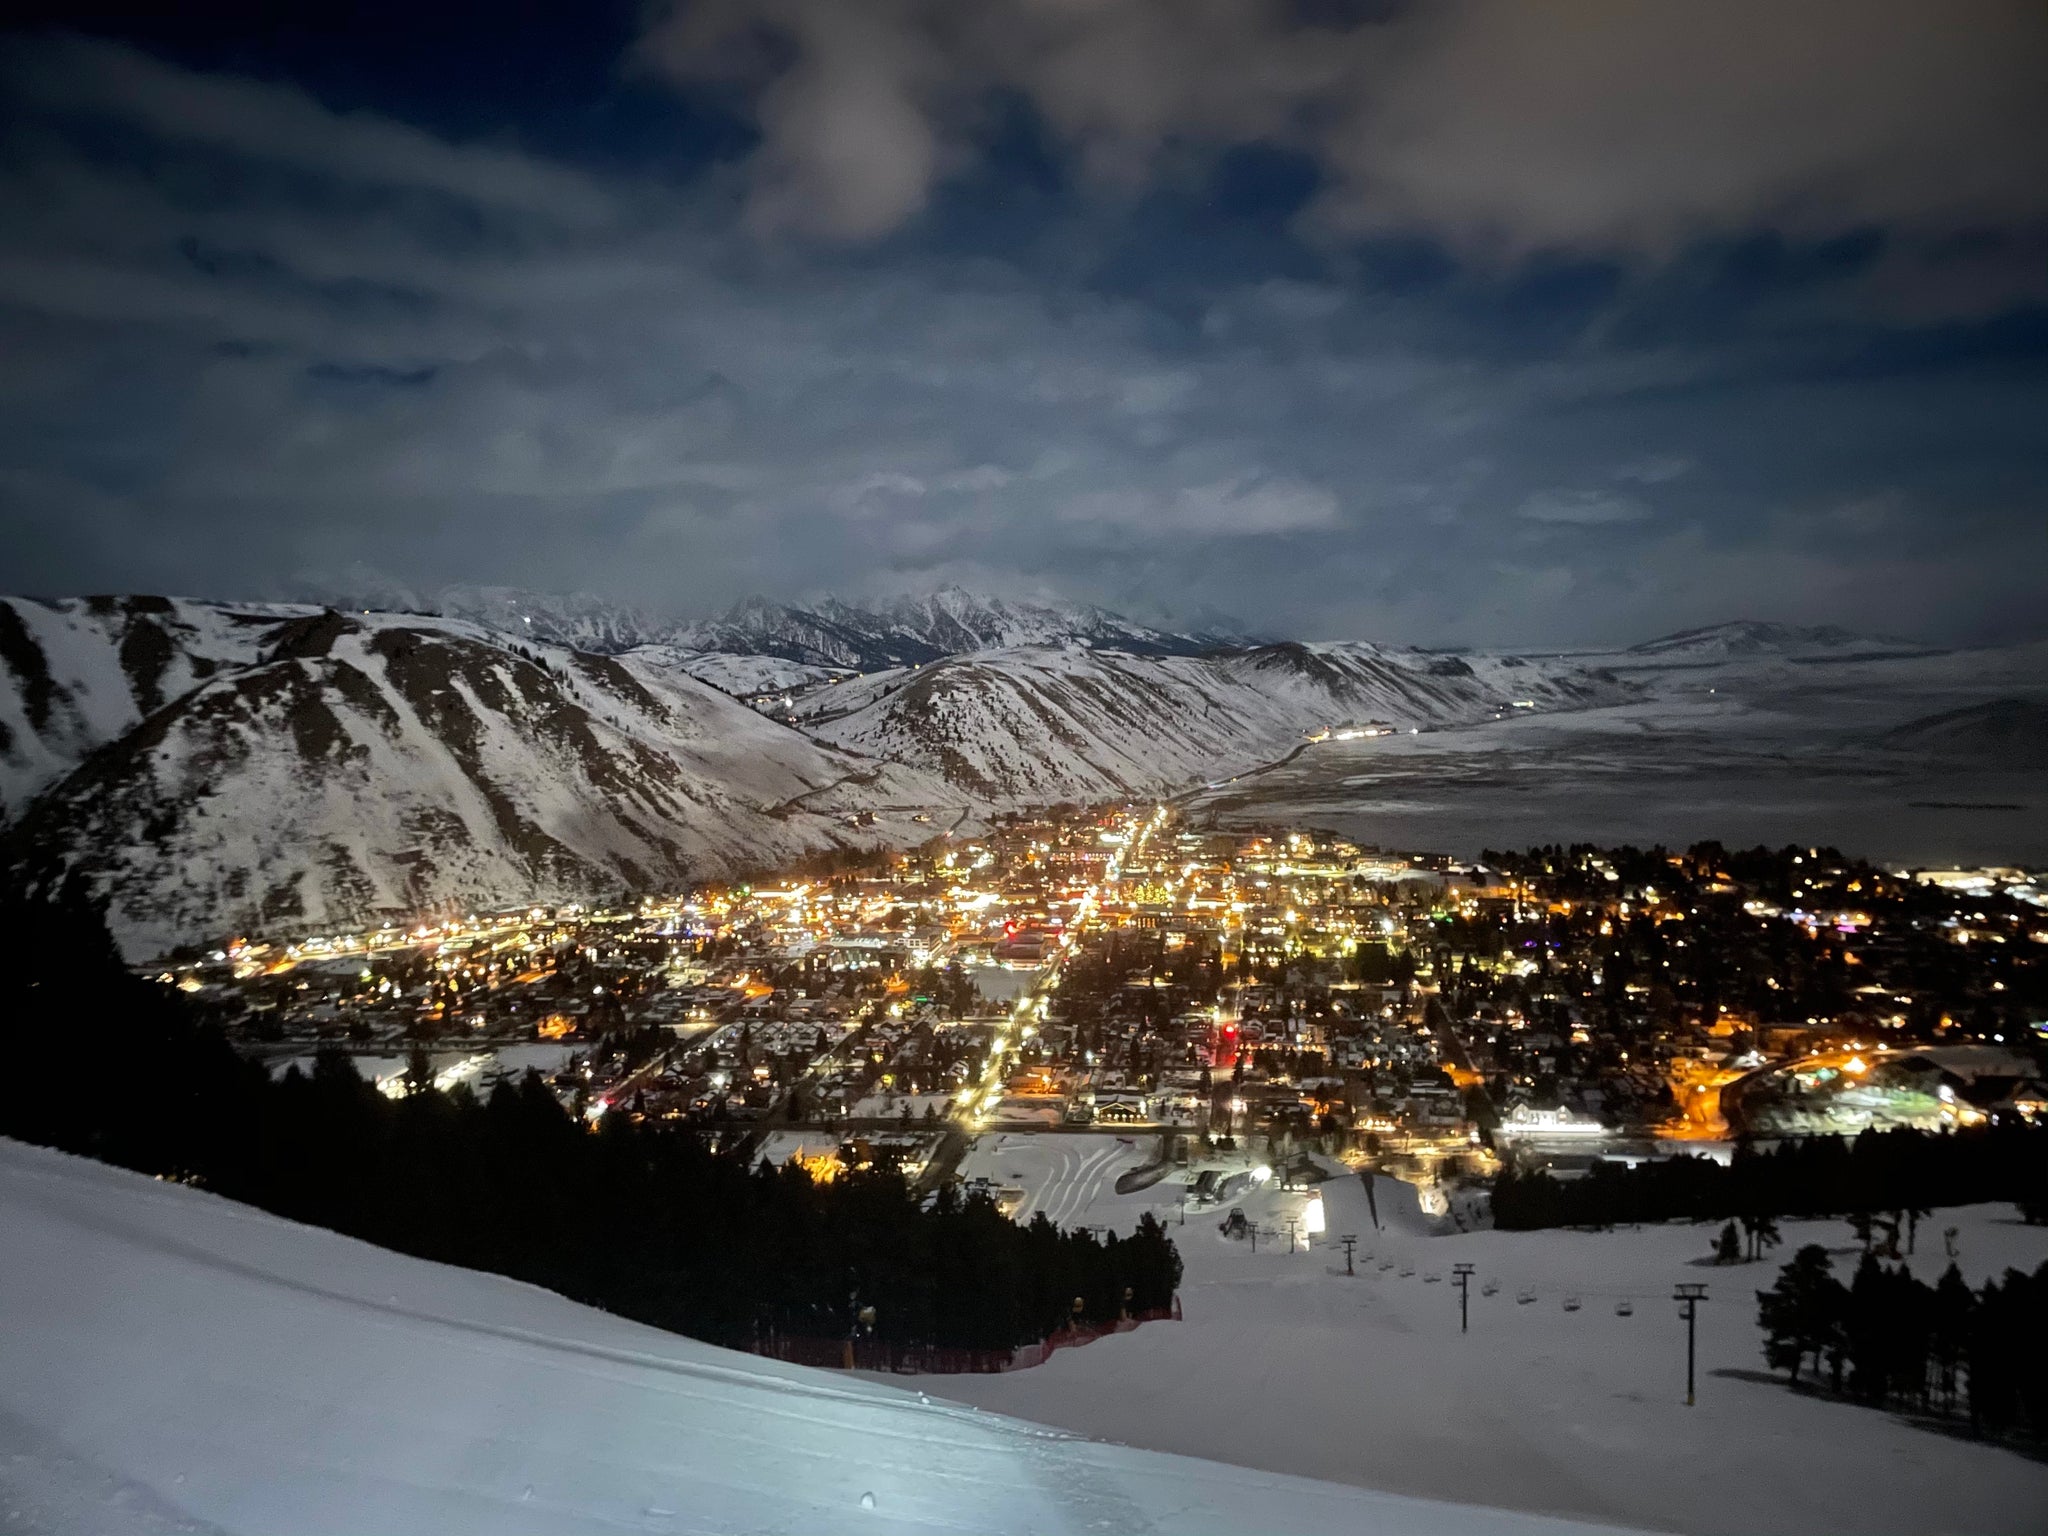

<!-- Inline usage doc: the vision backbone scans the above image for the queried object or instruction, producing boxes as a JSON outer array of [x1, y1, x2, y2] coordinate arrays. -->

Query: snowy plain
[[0, 1138, 1651, 1536], [929, 1155, 2048, 1536], [1190, 643, 2048, 866]]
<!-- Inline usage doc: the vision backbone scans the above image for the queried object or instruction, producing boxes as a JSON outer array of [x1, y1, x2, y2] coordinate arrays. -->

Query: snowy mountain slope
[[0, 594, 315, 818], [629, 643, 851, 699], [4, 614, 962, 957], [309, 582, 1238, 669], [310, 581, 670, 654], [1622, 621, 1925, 662], [792, 642, 1636, 802], [847, 587, 1241, 658], [0, 1138, 1636, 1536], [678, 586, 1237, 670], [1878, 696, 2048, 766]]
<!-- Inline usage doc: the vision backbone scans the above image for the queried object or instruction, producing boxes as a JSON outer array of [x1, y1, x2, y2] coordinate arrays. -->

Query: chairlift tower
[[1673, 1283, 1709, 1405], [1452, 1262, 1476, 1333]]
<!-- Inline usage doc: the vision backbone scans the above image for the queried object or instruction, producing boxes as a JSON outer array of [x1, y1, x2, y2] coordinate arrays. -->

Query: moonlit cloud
[[0, 18, 2042, 648], [6, 36, 616, 222], [1515, 490, 1653, 527], [640, 0, 2048, 255]]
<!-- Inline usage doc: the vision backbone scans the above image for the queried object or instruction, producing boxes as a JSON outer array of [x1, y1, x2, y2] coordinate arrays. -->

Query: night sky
[[2, 1, 2044, 646]]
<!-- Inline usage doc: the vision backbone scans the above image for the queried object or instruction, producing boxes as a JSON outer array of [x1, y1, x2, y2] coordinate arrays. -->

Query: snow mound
[[0, 1139, 1634, 1536]]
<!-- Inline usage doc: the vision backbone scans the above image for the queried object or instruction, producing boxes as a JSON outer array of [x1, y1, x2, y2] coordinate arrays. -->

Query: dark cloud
[[0, 21, 2042, 647]]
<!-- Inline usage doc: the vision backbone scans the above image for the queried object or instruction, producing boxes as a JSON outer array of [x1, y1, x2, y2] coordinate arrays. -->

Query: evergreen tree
[[1752, 1213, 1782, 1262], [1715, 1220, 1743, 1265], [1929, 1263, 1973, 1413], [0, 893, 1184, 1360], [1756, 1245, 1845, 1387]]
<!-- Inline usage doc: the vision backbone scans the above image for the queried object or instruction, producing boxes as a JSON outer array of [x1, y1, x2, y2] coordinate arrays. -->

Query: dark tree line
[[0, 892, 1180, 1354], [1493, 1125, 2048, 1231], [1758, 1244, 2048, 1441]]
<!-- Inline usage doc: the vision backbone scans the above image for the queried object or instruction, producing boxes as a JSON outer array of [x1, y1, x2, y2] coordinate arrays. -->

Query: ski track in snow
[[1016, 1138, 1130, 1228]]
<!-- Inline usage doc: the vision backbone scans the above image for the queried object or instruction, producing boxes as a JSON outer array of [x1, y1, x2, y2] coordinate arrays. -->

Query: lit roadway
[[950, 805, 1169, 1136]]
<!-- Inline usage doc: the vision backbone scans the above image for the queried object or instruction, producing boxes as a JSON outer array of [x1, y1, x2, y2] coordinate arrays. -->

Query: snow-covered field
[[850, 1090, 958, 1120], [752, 1128, 847, 1168], [1193, 643, 2048, 865], [955, 1133, 1159, 1226], [966, 964, 1038, 1003], [931, 1157, 2048, 1536], [0, 1138, 1641, 1536], [263, 1043, 583, 1096]]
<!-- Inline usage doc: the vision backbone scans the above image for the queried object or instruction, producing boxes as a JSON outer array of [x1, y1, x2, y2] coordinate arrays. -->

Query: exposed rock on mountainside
[[0, 595, 307, 818]]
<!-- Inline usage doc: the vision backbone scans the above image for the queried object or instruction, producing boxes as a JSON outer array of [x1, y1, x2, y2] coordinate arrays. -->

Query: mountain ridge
[[1625, 620, 1919, 659], [14, 589, 1990, 957], [1, 607, 964, 955], [307, 581, 1247, 668]]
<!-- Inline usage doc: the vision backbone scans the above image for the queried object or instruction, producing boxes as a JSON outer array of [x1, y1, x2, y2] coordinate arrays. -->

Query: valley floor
[[1191, 692, 2048, 866]]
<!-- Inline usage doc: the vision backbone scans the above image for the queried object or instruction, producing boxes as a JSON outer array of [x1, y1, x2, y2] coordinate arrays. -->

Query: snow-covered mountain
[[310, 582, 1245, 668], [310, 582, 671, 654], [629, 644, 851, 699], [791, 642, 1635, 802], [0, 594, 310, 819], [4, 610, 961, 956], [0, 594, 1630, 951], [675, 587, 1241, 670], [1624, 621, 1920, 661], [0, 1137, 1633, 1536], [36, 588, 2010, 955]]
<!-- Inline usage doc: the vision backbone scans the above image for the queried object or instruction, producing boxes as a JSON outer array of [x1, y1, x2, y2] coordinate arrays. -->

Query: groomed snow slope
[[0, 1139, 1639, 1536], [932, 1159, 2048, 1536]]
